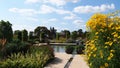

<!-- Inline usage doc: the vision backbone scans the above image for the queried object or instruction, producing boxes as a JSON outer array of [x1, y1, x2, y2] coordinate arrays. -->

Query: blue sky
[[0, 0, 119, 32]]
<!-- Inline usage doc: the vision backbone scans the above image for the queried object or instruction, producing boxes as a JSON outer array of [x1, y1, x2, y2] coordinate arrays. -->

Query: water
[[51, 45, 66, 53]]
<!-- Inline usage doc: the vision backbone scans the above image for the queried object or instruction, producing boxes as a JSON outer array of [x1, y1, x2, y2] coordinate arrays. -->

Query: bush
[[76, 45, 85, 54], [0, 45, 54, 68], [86, 12, 120, 68], [1, 39, 31, 57], [66, 39, 76, 43], [65, 45, 75, 54]]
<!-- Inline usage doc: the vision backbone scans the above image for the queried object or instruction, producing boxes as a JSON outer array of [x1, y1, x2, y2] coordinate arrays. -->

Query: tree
[[71, 31, 77, 40], [22, 29, 28, 42], [56, 32, 59, 40], [28, 31, 34, 40], [60, 30, 70, 39], [14, 30, 22, 41], [0, 20, 13, 42], [50, 27, 56, 39], [78, 29, 83, 38], [34, 26, 49, 42]]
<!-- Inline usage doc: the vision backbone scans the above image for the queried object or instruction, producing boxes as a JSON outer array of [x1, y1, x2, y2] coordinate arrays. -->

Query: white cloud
[[26, 17, 39, 22], [48, 18, 58, 22], [9, 8, 38, 16], [25, 0, 39, 4], [9, 5, 72, 16], [66, 0, 79, 3], [73, 19, 86, 31], [73, 19, 84, 24], [61, 22, 68, 25], [39, 5, 55, 14], [45, 0, 66, 6], [74, 4, 115, 13], [64, 13, 77, 20], [25, 0, 80, 6], [39, 5, 71, 14], [55, 9, 71, 14]]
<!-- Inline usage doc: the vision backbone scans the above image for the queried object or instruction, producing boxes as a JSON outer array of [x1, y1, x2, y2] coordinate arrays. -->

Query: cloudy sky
[[0, 0, 119, 32]]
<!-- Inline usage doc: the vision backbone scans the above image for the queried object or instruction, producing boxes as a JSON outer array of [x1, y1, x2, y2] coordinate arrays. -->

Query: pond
[[51, 45, 66, 53]]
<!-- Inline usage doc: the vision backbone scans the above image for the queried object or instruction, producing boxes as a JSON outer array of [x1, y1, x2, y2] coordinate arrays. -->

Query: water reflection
[[51, 45, 66, 53]]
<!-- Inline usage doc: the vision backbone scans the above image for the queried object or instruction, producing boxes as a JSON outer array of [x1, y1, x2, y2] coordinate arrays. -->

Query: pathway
[[69, 55, 89, 68], [44, 53, 89, 68]]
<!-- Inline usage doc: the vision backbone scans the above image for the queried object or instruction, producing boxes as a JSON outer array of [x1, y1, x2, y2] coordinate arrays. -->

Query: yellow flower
[[109, 41, 113, 46], [93, 47, 97, 51], [90, 63, 92, 66], [110, 50, 115, 53], [114, 33, 118, 38], [105, 42, 109, 45], [93, 54, 96, 57], [108, 23, 114, 28], [107, 56, 111, 60], [104, 63, 109, 67], [95, 32, 98, 35], [118, 36, 120, 39], [113, 39, 117, 42], [104, 46, 108, 48], [112, 32, 116, 35], [110, 53, 114, 58], [100, 29, 104, 32]]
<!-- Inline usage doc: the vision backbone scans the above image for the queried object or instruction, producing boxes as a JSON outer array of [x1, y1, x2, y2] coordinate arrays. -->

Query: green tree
[[50, 27, 56, 39], [60, 30, 70, 39], [14, 30, 22, 41], [22, 29, 28, 42], [56, 33, 59, 40], [34, 26, 49, 42], [0, 20, 13, 42], [78, 29, 83, 38], [71, 31, 77, 40], [28, 31, 34, 40]]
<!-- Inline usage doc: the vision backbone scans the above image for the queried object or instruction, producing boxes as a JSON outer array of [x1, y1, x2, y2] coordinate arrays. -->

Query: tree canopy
[[0, 20, 13, 42]]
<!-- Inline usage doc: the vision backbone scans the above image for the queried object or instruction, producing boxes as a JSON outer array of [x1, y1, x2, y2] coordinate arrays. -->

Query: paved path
[[69, 55, 89, 68], [45, 53, 89, 68], [45, 53, 72, 68]]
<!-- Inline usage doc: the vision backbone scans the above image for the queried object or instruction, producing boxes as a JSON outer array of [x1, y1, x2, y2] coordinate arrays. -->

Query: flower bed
[[86, 11, 120, 68]]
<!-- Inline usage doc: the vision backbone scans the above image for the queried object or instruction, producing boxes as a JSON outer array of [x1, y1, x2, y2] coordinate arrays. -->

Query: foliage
[[28, 31, 34, 40], [66, 39, 76, 43], [14, 30, 22, 41], [0, 20, 13, 42], [52, 37, 67, 43], [50, 27, 56, 39], [65, 45, 75, 54], [71, 31, 78, 40], [0, 39, 31, 58], [0, 45, 54, 68], [76, 45, 85, 54], [86, 11, 120, 68], [34, 26, 49, 42], [22, 29, 28, 42]]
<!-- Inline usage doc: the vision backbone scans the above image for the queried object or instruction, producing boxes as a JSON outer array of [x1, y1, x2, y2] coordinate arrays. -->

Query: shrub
[[66, 39, 76, 43], [0, 45, 54, 68], [2, 39, 31, 57], [76, 45, 85, 54], [65, 45, 75, 54], [86, 12, 120, 68]]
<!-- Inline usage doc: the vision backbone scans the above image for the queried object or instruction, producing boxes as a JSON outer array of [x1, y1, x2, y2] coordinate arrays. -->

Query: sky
[[0, 0, 119, 32]]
